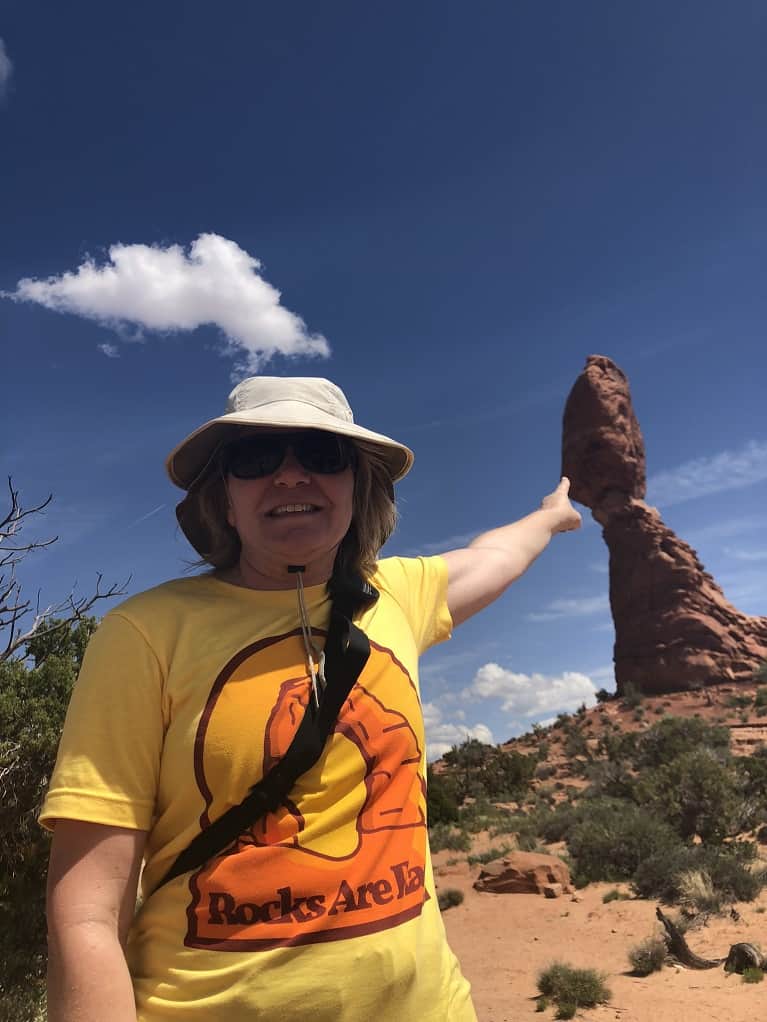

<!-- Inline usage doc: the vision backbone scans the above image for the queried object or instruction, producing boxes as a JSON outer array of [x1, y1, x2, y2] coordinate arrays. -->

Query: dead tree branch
[[0, 478, 128, 660]]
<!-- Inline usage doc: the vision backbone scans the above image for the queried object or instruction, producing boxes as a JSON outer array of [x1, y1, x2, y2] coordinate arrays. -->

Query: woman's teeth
[[270, 504, 318, 516]]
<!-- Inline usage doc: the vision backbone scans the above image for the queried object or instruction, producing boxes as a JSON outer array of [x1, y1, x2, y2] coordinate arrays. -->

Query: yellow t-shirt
[[41, 556, 477, 1022]]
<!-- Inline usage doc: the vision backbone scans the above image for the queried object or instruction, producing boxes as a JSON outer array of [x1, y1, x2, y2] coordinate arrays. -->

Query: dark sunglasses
[[222, 431, 357, 479]]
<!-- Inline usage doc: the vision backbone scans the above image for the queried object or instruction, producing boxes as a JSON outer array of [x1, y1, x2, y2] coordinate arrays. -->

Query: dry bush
[[629, 934, 667, 976], [676, 869, 723, 915]]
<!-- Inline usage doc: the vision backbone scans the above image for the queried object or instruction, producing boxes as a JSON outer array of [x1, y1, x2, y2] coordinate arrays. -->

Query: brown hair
[[191, 440, 397, 581]]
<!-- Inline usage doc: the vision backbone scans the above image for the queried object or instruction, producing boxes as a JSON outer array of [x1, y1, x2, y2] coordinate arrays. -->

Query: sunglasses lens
[[295, 433, 353, 474], [224, 432, 355, 478], [225, 436, 285, 478]]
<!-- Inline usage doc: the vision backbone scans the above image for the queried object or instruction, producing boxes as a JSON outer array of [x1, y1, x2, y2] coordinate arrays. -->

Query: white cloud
[[526, 593, 609, 622], [422, 701, 494, 762], [6, 233, 330, 373], [98, 342, 120, 358], [647, 440, 767, 508], [463, 662, 597, 719], [0, 39, 12, 95], [589, 561, 609, 574]]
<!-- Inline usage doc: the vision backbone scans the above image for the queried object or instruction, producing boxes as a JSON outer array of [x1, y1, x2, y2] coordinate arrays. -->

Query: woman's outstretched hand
[[540, 477, 582, 534]]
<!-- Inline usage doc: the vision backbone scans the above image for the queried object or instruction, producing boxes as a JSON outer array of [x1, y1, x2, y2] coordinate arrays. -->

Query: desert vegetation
[[429, 697, 767, 913]]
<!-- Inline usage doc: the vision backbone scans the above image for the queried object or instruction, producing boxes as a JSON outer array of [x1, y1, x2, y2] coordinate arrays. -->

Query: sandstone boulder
[[561, 354, 767, 695], [473, 851, 572, 896]]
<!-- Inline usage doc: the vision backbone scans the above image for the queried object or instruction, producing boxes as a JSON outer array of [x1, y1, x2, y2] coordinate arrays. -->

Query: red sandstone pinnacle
[[561, 354, 767, 696]]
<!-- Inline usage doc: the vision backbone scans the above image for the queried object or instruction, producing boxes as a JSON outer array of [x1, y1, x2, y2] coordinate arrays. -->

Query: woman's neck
[[219, 550, 336, 590]]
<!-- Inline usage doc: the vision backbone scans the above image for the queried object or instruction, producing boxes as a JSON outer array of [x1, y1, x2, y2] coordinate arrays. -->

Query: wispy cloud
[[126, 504, 166, 530], [589, 561, 609, 574], [98, 342, 120, 358], [0, 39, 12, 97], [463, 662, 597, 719], [686, 516, 765, 544], [403, 529, 481, 557], [422, 701, 495, 762], [647, 440, 767, 508], [526, 593, 609, 622], [400, 379, 567, 433], [4, 233, 330, 374], [723, 547, 767, 563]]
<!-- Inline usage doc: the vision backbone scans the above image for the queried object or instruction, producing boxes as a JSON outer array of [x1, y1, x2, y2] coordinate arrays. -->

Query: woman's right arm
[[47, 820, 148, 1022]]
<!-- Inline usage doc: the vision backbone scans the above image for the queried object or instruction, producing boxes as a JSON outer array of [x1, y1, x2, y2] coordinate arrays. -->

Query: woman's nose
[[273, 447, 310, 485]]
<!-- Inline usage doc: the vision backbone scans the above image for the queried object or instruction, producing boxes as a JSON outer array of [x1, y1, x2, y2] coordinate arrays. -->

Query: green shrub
[[634, 716, 730, 770], [595, 688, 612, 703], [437, 888, 464, 911], [566, 799, 680, 886], [726, 693, 753, 709], [442, 738, 536, 802], [0, 984, 47, 1022], [742, 967, 764, 984], [458, 798, 510, 834], [426, 765, 460, 825], [584, 759, 636, 800], [754, 686, 767, 707], [535, 804, 580, 844], [564, 731, 590, 760], [537, 962, 610, 1014], [629, 935, 666, 976], [596, 729, 638, 764], [602, 888, 630, 903], [633, 842, 762, 904], [467, 843, 513, 866], [0, 618, 97, 1003], [428, 824, 471, 853], [620, 682, 643, 709], [634, 748, 743, 843]]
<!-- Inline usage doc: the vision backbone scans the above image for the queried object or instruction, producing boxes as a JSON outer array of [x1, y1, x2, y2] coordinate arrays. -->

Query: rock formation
[[473, 851, 572, 897], [562, 354, 767, 696]]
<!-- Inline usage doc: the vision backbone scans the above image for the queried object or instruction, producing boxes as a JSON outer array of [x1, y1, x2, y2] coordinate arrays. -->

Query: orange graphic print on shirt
[[184, 630, 428, 951]]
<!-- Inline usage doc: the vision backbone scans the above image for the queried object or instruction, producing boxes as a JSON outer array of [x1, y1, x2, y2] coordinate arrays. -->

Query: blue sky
[[2, 2, 765, 758]]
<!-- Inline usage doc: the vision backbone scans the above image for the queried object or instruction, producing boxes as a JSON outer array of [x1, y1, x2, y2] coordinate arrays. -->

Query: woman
[[43, 376, 581, 1022]]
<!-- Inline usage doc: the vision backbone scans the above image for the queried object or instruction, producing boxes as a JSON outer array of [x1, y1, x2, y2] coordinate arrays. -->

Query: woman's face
[[224, 436, 355, 582]]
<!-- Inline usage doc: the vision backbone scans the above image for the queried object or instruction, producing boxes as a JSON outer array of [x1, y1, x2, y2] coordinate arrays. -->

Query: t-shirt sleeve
[[39, 610, 166, 832], [376, 555, 453, 654]]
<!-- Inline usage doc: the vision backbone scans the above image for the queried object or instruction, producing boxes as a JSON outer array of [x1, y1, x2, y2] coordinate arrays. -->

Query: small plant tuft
[[437, 888, 464, 912], [676, 869, 723, 915], [602, 888, 630, 904], [629, 935, 667, 976], [537, 962, 610, 1015], [742, 967, 765, 984]]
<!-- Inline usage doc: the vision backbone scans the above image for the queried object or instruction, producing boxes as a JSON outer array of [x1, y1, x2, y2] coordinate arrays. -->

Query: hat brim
[[166, 404, 414, 490]]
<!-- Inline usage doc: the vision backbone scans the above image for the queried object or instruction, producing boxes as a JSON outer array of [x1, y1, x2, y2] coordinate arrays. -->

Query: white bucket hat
[[166, 376, 414, 555]]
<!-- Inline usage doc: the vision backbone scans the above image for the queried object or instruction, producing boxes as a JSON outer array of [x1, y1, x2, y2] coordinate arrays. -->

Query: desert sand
[[435, 685, 767, 1021], [438, 848, 767, 1022]]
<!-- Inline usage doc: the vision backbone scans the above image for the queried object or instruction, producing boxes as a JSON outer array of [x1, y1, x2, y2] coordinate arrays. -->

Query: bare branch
[[0, 478, 129, 661]]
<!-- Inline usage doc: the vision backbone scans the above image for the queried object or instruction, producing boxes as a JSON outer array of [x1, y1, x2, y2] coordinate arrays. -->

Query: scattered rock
[[473, 851, 573, 896], [561, 354, 767, 695], [543, 883, 563, 898]]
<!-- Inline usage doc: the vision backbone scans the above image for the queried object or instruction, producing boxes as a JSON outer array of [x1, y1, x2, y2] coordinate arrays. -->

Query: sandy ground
[[433, 683, 767, 1020], [437, 850, 767, 1022]]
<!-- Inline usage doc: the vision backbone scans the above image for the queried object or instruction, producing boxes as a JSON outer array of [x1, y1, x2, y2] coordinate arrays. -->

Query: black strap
[[155, 572, 377, 892]]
